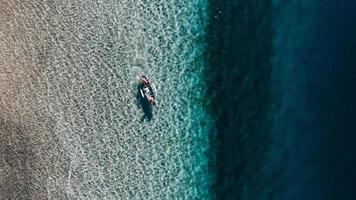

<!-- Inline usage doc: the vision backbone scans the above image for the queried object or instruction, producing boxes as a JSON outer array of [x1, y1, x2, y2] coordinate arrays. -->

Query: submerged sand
[[0, 0, 211, 199]]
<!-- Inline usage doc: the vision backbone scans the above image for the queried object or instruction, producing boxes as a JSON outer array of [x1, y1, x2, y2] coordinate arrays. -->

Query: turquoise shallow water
[[0, 0, 212, 199]]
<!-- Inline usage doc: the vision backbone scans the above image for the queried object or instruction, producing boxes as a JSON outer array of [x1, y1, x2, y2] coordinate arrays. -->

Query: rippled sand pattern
[[0, 0, 210, 199]]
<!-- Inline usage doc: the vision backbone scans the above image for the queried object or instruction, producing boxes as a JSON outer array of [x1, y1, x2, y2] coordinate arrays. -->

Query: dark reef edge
[[204, 0, 273, 199]]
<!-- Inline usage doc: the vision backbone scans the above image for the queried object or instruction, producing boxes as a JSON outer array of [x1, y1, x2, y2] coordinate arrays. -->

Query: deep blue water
[[205, 0, 356, 199]]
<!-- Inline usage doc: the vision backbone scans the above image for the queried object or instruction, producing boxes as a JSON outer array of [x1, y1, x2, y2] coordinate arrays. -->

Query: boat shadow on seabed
[[136, 84, 153, 122]]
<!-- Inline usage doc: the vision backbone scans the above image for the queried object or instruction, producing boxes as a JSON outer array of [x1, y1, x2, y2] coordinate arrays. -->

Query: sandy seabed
[[0, 0, 212, 199]]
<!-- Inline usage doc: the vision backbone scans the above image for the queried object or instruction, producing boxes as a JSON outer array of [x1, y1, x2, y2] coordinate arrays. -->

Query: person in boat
[[148, 96, 156, 105], [140, 75, 150, 86]]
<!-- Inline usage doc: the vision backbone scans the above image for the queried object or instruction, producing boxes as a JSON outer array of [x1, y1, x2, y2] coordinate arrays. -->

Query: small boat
[[139, 75, 157, 106]]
